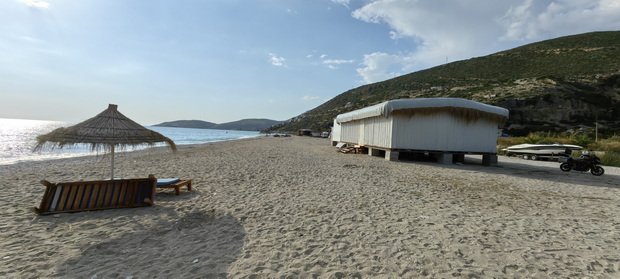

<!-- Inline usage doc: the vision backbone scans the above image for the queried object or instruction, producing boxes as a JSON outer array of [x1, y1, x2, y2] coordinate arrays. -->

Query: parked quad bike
[[559, 154, 605, 176]]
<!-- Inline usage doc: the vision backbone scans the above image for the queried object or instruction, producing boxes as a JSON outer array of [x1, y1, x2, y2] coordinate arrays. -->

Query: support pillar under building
[[437, 153, 453, 164], [482, 154, 498, 166], [385, 150, 399, 161]]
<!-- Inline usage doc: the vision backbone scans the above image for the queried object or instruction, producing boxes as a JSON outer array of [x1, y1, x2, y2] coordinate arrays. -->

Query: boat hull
[[502, 143, 583, 157]]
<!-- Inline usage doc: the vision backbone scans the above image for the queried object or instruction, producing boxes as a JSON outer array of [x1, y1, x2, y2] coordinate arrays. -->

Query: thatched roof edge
[[34, 104, 177, 152]]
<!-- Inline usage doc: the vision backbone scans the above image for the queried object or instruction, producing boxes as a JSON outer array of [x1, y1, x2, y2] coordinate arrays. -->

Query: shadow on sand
[[400, 155, 620, 189], [55, 209, 245, 278]]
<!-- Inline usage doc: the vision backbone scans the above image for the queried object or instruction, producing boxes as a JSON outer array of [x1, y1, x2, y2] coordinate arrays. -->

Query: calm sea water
[[0, 118, 261, 165]]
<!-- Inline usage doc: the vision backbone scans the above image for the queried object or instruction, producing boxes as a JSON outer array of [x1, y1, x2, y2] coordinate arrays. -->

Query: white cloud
[[352, 0, 507, 82], [356, 52, 402, 84], [330, 0, 350, 9], [303, 95, 321, 101], [498, 0, 537, 40], [320, 54, 328, 59], [19, 0, 50, 8], [351, 0, 620, 84], [323, 59, 355, 70], [324, 59, 355, 64], [500, 0, 620, 41], [268, 53, 287, 67]]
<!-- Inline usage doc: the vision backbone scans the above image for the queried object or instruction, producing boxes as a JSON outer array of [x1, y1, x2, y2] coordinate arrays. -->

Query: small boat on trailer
[[502, 143, 584, 160]]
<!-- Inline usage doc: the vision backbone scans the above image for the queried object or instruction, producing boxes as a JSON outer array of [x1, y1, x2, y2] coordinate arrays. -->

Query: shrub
[[571, 134, 594, 147], [600, 152, 620, 166], [524, 132, 546, 143], [497, 132, 620, 167]]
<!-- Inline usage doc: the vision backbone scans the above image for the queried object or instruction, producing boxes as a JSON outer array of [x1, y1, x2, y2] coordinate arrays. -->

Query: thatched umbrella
[[35, 104, 177, 179]]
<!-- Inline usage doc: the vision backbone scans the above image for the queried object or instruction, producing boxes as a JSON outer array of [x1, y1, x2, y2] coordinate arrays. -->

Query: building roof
[[336, 98, 509, 124]]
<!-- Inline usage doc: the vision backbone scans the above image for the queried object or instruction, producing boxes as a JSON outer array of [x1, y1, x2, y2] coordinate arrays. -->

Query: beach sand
[[2, 136, 620, 278]]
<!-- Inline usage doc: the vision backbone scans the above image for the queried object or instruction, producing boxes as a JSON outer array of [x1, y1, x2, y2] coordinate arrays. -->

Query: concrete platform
[[366, 147, 498, 166]]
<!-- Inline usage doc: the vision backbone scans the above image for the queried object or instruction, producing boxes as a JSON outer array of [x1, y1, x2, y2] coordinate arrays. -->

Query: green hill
[[265, 31, 620, 136], [154, 120, 217, 129], [155, 118, 283, 131], [214, 119, 284, 131]]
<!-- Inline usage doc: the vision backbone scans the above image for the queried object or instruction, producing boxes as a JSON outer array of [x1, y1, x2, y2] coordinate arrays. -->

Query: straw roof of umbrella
[[35, 104, 177, 152]]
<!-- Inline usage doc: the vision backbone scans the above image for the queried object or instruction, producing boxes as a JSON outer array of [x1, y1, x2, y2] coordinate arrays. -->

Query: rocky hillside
[[265, 31, 620, 136]]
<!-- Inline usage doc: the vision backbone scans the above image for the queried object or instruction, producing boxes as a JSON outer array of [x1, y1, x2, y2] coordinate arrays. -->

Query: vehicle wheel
[[591, 166, 604, 176], [531, 154, 539, 160], [522, 155, 529, 160], [560, 163, 572, 172]]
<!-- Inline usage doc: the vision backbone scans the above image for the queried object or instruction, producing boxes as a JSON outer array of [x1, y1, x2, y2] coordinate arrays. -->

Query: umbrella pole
[[111, 144, 115, 180]]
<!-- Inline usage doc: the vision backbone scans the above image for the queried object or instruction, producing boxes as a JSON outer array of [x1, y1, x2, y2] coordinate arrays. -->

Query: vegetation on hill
[[214, 119, 284, 131], [155, 119, 283, 131], [265, 31, 620, 137], [497, 132, 620, 167], [155, 120, 216, 129]]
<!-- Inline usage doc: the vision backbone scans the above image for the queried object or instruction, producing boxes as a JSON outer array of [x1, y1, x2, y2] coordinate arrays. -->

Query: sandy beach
[[2, 135, 620, 278]]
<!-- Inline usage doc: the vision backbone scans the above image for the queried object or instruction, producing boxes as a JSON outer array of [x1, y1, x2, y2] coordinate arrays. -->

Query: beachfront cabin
[[333, 98, 509, 165], [298, 129, 312, 136]]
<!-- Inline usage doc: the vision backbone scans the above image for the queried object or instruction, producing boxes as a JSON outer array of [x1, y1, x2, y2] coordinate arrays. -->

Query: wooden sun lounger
[[34, 175, 157, 215], [156, 179, 192, 195]]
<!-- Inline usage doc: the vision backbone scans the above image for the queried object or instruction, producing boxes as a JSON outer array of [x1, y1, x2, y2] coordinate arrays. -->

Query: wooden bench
[[34, 175, 157, 215], [156, 179, 192, 195]]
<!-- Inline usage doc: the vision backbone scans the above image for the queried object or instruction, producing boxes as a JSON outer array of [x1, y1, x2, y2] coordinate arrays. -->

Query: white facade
[[335, 98, 509, 154], [331, 119, 341, 143]]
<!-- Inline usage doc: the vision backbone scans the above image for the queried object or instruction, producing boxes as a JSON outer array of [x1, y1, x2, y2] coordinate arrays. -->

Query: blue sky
[[1, 0, 619, 125]]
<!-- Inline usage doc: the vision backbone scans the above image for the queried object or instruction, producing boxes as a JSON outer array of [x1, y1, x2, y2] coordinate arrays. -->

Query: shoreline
[[2, 136, 620, 278], [0, 136, 264, 175]]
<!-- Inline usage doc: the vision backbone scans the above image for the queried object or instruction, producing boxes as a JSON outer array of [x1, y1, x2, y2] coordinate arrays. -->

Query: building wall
[[361, 116, 393, 148], [339, 120, 361, 144], [338, 112, 500, 153], [338, 117, 394, 148], [331, 119, 341, 142], [391, 112, 499, 153]]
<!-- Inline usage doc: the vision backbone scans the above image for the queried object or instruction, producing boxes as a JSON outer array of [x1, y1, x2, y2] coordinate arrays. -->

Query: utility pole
[[596, 122, 598, 142]]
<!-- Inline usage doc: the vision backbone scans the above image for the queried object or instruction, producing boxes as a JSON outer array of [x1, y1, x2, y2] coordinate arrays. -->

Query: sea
[[0, 118, 261, 165]]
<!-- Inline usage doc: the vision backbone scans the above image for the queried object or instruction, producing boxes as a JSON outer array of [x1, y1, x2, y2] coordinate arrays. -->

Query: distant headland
[[154, 119, 284, 132]]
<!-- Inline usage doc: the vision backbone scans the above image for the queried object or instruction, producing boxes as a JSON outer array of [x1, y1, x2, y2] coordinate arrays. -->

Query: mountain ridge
[[155, 118, 284, 131], [264, 31, 620, 136]]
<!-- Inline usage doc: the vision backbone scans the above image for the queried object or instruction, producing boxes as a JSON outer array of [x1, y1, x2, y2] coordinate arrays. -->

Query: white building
[[332, 98, 509, 165]]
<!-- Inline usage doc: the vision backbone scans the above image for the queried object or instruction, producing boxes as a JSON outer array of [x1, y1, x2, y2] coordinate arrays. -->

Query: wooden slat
[[88, 183, 102, 209], [115, 181, 125, 206], [56, 186, 71, 211], [110, 181, 122, 206], [71, 183, 85, 210], [103, 182, 114, 208], [126, 181, 138, 205], [118, 180, 130, 206], [39, 184, 56, 212], [79, 184, 93, 210], [34, 176, 160, 215], [65, 185, 79, 211], [48, 186, 62, 211]]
